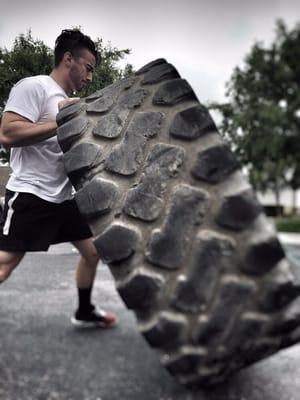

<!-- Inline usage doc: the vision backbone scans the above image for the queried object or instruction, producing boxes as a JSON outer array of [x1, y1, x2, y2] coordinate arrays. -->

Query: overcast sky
[[0, 0, 299, 105]]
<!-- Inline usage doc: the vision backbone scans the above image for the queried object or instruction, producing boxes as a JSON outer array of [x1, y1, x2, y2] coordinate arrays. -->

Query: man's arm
[[0, 98, 79, 148], [0, 112, 57, 147]]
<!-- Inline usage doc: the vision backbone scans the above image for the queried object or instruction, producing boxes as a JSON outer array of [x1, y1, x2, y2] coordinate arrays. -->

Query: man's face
[[69, 49, 96, 92]]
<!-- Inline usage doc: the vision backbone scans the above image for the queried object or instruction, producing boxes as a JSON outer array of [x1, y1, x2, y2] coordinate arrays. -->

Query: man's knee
[[0, 267, 12, 282], [83, 250, 100, 267], [73, 239, 100, 266], [0, 251, 24, 282]]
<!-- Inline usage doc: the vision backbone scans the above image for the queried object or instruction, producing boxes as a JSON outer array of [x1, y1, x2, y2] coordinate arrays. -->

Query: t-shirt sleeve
[[4, 77, 46, 123]]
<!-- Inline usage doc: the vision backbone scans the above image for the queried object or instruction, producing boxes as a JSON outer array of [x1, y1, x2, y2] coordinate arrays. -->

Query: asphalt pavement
[[1, 239, 300, 400]]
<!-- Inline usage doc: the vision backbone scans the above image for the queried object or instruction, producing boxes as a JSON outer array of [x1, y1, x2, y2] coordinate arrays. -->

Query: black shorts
[[0, 190, 92, 252]]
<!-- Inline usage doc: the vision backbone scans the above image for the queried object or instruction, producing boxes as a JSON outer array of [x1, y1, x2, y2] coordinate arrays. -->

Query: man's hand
[[58, 97, 80, 111]]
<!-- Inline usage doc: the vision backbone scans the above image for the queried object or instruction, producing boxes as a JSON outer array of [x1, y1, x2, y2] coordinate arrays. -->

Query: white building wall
[[257, 188, 300, 212]]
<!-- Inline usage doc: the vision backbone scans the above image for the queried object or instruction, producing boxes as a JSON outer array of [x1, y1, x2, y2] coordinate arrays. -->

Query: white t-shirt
[[4, 75, 73, 203]]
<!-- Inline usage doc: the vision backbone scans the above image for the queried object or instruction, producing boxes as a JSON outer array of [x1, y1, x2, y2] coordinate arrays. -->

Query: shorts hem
[[5, 185, 73, 204], [52, 233, 93, 245], [0, 245, 50, 252]]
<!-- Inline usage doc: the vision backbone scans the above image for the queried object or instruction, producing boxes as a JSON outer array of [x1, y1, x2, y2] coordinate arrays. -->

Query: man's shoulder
[[21, 75, 52, 87], [15, 75, 59, 89], [13, 75, 48, 92], [13, 75, 66, 98]]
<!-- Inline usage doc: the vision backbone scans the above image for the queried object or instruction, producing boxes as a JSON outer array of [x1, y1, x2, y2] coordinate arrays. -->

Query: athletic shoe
[[71, 305, 117, 328]]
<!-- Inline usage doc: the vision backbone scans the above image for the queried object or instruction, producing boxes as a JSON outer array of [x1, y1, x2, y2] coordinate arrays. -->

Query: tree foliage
[[0, 29, 132, 162], [210, 20, 300, 206], [0, 30, 132, 110], [0, 30, 53, 116]]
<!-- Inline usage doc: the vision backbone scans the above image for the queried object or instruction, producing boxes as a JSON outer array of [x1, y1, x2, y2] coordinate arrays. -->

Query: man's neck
[[50, 69, 72, 95]]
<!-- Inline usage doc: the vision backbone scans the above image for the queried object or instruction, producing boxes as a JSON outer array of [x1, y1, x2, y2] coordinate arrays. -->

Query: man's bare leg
[[72, 238, 100, 289], [71, 238, 116, 327], [0, 251, 25, 283]]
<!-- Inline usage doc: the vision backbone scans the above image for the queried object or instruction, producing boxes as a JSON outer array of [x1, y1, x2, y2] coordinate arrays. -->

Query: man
[[0, 29, 117, 328]]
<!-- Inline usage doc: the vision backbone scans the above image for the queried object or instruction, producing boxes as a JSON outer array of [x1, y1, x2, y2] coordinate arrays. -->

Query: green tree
[[210, 20, 300, 212], [0, 30, 53, 117], [0, 30, 132, 162]]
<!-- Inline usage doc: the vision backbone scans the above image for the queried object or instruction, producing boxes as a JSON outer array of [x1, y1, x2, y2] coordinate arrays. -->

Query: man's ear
[[63, 51, 73, 68]]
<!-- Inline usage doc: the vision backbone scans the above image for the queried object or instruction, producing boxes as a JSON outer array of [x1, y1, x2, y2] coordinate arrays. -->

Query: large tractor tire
[[57, 59, 300, 389]]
